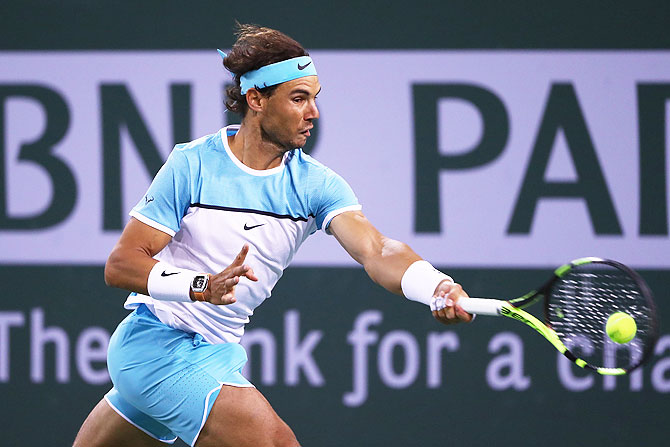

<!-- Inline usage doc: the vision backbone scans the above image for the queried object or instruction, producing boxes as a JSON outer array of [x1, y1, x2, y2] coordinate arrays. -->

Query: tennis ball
[[606, 312, 637, 344]]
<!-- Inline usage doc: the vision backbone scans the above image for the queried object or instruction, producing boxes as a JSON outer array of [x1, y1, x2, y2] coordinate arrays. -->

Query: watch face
[[192, 275, 208, 292]]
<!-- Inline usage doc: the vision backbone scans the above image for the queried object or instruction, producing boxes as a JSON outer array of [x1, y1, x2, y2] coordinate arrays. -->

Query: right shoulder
[[168, 129, 229, 168], [173, 130, 224, 155]]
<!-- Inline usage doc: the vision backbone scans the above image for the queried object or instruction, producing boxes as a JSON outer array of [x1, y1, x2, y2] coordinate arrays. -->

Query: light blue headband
[[217, 49, 317, 94]]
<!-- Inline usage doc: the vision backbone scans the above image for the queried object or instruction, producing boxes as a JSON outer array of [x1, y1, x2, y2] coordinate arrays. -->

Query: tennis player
[[73, 24, 472, 447]]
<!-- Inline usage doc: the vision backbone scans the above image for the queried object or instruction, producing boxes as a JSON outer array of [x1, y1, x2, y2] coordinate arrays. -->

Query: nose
[[305, 99, 319, 120]]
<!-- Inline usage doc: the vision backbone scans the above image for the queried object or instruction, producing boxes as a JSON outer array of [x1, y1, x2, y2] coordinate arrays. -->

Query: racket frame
[[456, 257, 656, 376]]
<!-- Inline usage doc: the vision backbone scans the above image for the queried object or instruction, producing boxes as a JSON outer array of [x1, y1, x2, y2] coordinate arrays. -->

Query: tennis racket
[[454, 257, 659, 375]]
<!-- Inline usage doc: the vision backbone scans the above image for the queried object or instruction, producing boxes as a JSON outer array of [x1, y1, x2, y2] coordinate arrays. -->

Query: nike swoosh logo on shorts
[[297, 61, 312, 70], [244, 223, 265, 230]]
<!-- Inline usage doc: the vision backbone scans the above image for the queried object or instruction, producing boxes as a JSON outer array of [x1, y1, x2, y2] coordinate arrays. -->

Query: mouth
[[300, 126, 313, 137]]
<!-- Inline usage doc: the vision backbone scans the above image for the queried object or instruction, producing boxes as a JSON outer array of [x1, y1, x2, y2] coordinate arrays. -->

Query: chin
[[286, 140, 304, 150], [296, 135, 310, 149]]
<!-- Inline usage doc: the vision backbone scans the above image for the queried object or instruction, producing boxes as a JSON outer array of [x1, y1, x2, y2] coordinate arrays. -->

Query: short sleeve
[[315, 169, 362, 233], [129, 149, 191, 236]]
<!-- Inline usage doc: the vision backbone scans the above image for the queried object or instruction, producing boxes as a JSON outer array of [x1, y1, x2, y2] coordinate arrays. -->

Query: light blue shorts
[[105, 304, 253, 446]]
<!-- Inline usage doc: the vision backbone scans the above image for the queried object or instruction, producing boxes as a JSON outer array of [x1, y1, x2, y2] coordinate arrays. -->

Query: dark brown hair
[[223, 23, 309, 117]]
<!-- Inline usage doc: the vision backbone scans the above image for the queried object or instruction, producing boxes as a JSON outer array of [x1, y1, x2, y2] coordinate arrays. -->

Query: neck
[[227, 122, 287, 171]]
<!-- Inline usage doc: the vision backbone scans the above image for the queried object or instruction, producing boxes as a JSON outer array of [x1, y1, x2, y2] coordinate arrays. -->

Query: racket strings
[[546, 267, 655, 370]]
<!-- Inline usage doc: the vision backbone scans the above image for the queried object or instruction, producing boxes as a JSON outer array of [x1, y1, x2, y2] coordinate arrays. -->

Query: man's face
[[258, 76, 321, 151]]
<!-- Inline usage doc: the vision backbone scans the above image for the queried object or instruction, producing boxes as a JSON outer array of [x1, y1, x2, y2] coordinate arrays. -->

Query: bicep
[[328, 211, 385, 265], [114, 217, 173, 257]]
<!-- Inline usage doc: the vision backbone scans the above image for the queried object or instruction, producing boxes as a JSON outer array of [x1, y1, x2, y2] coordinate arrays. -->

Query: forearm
[[104, 244, 158, 295], [330, 211, 423, 295], [329, 211, 470, 325], [362, 237, 421, 295], [104, 217, 174, 295]]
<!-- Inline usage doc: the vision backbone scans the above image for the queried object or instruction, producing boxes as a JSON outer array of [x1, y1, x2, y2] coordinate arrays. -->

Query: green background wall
[[1, 266, 668, 446], [2, 1, 670, 50]]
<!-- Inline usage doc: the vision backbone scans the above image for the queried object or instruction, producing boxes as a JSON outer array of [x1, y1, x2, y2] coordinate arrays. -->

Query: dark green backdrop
[[2, 0, 670, 50], [0, 266, 668, 446]]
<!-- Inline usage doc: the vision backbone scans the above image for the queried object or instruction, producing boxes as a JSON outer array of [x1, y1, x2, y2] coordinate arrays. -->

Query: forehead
[[276, 76, 321, 95]]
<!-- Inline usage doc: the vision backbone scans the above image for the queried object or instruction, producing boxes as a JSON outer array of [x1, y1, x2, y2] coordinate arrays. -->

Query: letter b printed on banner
[[0, 85, 76, 229]]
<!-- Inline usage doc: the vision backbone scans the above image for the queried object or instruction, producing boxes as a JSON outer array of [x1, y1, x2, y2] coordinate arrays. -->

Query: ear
[[246, 89, 265, 113]]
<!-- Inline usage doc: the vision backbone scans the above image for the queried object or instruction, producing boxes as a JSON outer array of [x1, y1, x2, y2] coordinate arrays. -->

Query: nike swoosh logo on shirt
[[161, 271, 180, 277], [244, 223, 265, 230]]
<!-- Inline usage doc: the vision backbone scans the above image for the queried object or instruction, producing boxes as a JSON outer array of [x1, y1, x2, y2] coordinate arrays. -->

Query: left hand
[[431, 280, 473, 325], [204, 244, 259, 305]]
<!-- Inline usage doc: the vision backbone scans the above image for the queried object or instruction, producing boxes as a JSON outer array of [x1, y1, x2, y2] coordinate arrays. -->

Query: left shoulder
[[286, 150, 343, 182], [288, 149, 326, 169]]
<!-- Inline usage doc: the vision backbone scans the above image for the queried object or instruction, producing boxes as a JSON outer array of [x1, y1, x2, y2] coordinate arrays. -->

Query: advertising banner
[[0, 266, 668, 446], [2, 51, 669, 267]]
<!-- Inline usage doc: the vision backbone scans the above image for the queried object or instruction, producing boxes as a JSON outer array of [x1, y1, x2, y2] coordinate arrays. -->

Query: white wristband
[[147, 261, 200, 303], [400, 260, 453, 306]]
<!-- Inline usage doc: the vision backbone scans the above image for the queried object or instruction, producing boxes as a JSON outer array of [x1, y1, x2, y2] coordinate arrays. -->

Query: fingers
[[208, 274, 240, 304], [453, 302, 473, 322], [228, 245, 258, 281], [208, 276, 238, 305], [431, 283, 473, 325], [432, 291, 457, 320], [211, 292, 236, 306], [207, 246, 259, 305], [222, 276, 240, 290], [243, 266, 259, 282], [231, 244, 250, 267], [232, 264, 259, 282]]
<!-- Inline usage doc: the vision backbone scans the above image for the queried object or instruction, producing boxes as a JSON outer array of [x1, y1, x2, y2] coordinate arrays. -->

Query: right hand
[[202, 244, 259, 305], [430, 280, 473, 326]]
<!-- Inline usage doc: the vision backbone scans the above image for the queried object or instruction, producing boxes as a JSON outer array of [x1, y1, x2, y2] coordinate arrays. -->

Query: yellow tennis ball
[[606, 312, 637, 344]]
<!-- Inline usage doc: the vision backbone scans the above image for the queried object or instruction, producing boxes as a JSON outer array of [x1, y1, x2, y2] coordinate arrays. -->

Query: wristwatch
[[190, 273, 211, 302]]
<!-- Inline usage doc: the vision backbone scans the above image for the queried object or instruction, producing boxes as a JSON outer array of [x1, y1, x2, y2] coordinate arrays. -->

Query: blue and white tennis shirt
[[125, 125, 361, 344]]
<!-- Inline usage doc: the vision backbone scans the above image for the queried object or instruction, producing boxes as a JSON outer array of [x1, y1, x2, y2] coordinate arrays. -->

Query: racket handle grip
[[456, 297, 503, 316]]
